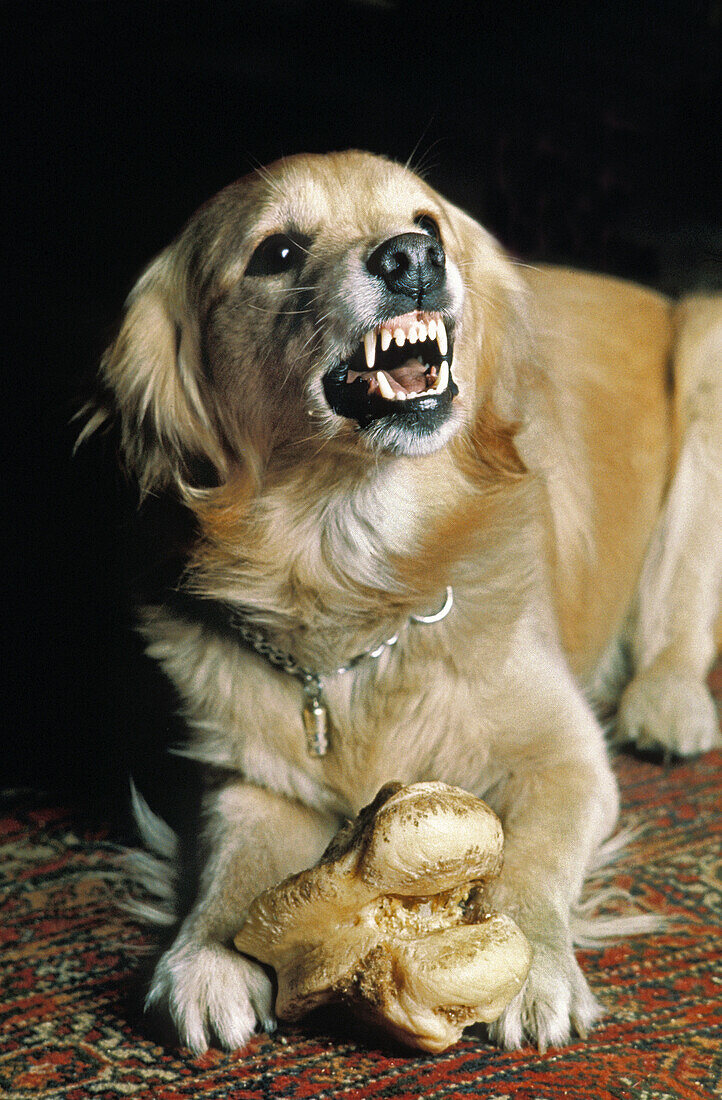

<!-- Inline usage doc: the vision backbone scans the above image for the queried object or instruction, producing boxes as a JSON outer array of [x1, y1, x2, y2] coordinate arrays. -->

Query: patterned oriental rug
[[2, 667, 721, 1100]]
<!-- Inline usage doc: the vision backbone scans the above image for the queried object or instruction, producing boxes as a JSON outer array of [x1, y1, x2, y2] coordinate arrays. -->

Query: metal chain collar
[[230, 584, 453, 682], [229, 586, 454, 757]]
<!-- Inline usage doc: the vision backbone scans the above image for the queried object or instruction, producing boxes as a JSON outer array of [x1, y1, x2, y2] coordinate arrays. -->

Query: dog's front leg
[[145, 780, 338, 1053], [484, 706, 619, 1051]]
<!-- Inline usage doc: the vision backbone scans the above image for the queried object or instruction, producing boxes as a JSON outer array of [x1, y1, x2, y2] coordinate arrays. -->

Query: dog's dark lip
[[322, 312, 458, 429]]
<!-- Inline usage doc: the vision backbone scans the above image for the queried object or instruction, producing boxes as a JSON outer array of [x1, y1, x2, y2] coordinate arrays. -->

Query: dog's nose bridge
[[366, 232, 446, 303]]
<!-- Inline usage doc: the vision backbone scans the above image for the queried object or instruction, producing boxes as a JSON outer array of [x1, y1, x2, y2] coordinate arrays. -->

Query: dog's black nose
[[367, 232, 446, 304]]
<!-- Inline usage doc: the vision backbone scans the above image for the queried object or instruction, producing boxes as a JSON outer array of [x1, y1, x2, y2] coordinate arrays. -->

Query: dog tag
[[303, 700, 329, 756], [303, 677, 329, 756]]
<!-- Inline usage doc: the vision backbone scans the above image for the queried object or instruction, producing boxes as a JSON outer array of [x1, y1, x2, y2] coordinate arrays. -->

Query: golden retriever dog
[[83, 151, 722, 1053]]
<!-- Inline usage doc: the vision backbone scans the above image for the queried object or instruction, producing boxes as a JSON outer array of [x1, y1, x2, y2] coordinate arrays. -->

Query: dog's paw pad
[[618, 672, 721, 756], [234, 782, 532, 1052]]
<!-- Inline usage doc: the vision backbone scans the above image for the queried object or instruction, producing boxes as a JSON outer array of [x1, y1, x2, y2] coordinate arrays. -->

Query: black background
[[4, 1, 720, 816]]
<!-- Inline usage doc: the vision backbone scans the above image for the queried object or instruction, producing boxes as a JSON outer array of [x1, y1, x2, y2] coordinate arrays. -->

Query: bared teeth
[[371, 359, 450, 402], [361, 316, 450, 356], [376, 370, 396, 400], [430, 359, 449, 394], [437, 318, 448, 356], [355, 317, 453, 401], [363, 330, 376, 370]]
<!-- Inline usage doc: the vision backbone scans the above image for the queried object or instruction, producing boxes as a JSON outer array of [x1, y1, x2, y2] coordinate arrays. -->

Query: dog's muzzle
[[322, 233, 459, 439]]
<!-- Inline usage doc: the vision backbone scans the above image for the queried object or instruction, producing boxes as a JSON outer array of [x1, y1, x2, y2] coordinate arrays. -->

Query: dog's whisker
[[244, 303, 314, 317], [305, 430, 341, 463], [278, 350, 311, 392], [295, 329, 320, 359], [245, 155, 288, 201], [405, 132, 443, 181], [262, 285, 320, 294], [510, 261, 545, 274], [457, 281, 498, 308], [296, 313, 334, 358]]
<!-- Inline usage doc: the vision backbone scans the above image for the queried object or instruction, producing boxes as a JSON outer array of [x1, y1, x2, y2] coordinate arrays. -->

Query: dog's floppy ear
[[78, 251, 226, 497]]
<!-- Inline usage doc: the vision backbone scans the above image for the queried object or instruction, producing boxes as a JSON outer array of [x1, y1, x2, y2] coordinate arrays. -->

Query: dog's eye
[[414, 214, 441, 241], [246, 234, 306, 276]]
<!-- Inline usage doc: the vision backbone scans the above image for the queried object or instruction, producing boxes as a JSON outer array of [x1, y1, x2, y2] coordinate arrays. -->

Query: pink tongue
[[389, 359, 427, 394], [347, 358, 429, 394]]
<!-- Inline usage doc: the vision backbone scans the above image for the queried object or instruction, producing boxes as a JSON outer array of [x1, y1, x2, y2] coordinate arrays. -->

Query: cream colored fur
[[91, 152, 722, 1054]]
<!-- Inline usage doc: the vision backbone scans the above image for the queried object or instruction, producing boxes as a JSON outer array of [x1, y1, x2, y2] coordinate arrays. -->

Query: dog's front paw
[[618, 671, 721, 757], [145, 935, 275, 1053], [487, 941, 602, 1052]]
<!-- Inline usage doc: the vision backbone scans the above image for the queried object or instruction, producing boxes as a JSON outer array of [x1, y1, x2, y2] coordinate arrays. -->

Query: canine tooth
[[394, 327, 406, 347], [363, 330, 376, 370], [417, 321, 427, 342], [380, 328, 392, 351], [434, 359, 449, 394], [376, 370, 396, 400], [437, 318, 448, 356], [427, 319, 437, 341]]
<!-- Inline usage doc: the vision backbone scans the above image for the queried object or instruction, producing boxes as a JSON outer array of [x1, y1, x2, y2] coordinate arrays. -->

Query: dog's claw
[[572, 1018, 588, 1041]]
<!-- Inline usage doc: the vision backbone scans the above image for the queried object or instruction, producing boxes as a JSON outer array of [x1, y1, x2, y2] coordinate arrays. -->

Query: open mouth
[[322, 311, 458, 429]]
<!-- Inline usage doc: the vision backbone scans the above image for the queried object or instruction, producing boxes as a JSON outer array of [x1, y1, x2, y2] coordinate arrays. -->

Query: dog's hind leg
[[618, 295, 722, 756]]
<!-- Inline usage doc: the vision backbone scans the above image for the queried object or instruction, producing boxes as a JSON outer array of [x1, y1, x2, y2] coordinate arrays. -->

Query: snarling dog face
[[92, 151, 522, 492], [210, 152, 470, 460]]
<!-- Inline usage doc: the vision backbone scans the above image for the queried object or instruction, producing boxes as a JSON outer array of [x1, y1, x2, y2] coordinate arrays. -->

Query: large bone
[[234, 782, 532, 1052]]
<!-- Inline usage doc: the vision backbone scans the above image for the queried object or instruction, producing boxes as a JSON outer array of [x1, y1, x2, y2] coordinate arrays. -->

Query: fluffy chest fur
[[142, 451, 552, 815]]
